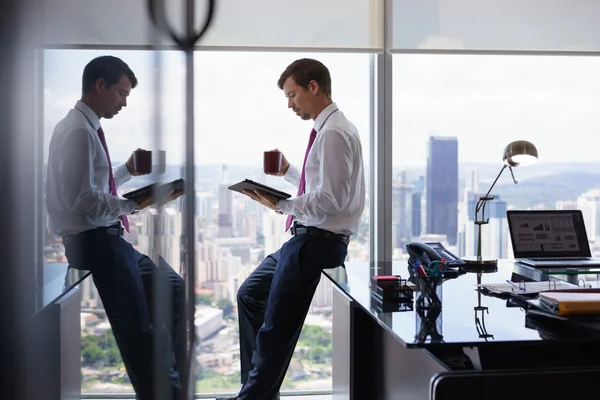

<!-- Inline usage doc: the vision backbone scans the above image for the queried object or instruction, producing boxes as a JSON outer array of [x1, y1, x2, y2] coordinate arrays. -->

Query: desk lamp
[[474, 273, 494, 341], [463, 140, 538, 269]]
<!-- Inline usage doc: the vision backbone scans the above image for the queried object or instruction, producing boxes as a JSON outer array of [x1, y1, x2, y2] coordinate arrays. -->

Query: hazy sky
[[44, 50, 600, 169]]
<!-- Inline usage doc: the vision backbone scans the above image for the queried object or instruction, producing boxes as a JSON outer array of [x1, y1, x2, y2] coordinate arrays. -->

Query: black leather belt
[[64, 223, 124, 242], [290, 223, 350, 245], [103, 224, 125, 236]]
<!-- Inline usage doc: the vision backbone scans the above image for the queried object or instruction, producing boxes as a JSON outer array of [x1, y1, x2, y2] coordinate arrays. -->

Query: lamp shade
[[502, 140, 538, 167]]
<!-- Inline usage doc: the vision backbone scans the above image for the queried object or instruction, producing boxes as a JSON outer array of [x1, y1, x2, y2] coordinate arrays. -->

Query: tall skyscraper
[[577, 189, 600, 241], [218, 165, 233, 238], [262, 210, 289, 255], [458, 168, 480, 256], [241, 212, 259, 244], [464, 193, 508, 259], [196, 191, 214, 226], [426, 136, 459, 245], [138, 207, 182, 274], [465, 169, 479, 198], [412, 175, 425, 238], [392, 171, 414, 249]]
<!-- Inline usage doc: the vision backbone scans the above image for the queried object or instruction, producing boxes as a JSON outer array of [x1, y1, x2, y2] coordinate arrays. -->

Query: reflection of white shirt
[[277, 102, 366, 236], [46, 101, 137, 237]]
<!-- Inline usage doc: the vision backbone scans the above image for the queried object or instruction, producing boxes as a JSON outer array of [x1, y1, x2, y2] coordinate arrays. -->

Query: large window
[[43, 49, 371, 395], [391, 54, 600, 262], [192, 52, 370, 393]]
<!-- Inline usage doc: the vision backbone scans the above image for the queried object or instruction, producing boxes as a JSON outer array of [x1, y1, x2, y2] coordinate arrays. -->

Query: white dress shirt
[[46, 100, 138, 237], [277, 102, 366, 236]]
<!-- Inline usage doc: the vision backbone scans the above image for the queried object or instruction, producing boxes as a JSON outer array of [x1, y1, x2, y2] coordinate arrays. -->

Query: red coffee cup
[[264, 150, 282, 174], [133, 150, 152, 174]]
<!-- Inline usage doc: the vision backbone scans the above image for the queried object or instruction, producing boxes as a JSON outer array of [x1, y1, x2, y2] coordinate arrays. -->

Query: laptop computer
[[507, 209, 600, 268]]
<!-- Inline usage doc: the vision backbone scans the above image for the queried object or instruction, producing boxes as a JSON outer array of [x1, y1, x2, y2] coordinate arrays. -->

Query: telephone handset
[[406, 242, 465, 268]]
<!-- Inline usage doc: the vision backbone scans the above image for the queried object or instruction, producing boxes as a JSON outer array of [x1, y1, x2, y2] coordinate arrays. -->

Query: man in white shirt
[[219, 58, 365, 400], [46, 56, 183, 400]]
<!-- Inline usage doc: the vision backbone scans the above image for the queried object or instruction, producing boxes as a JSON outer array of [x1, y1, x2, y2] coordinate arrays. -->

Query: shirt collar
[[313, 102, 338, 133], [74, 100, 101, 131]]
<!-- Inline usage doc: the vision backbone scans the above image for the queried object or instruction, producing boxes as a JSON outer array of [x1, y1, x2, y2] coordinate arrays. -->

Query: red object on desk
[[374, 275, 401, 281]]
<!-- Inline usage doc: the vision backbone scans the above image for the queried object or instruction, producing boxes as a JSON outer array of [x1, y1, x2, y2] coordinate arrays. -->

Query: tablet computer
[[228, 179, 292, 200], [123, 178, 185, 201]]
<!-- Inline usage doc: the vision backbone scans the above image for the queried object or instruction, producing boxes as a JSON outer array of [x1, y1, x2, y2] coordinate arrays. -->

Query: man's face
[[283, 76, 316, 121], [95, 75, 132, 119]]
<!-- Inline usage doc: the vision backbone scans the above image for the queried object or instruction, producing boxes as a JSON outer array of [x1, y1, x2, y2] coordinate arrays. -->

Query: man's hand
[[164, 189, 184, 204], [135, 194, 154, 210], [134, 189, 184, 210], [243, 189, 279, 211], [126, 148, 149, 176], [266, 148, 290, 177]]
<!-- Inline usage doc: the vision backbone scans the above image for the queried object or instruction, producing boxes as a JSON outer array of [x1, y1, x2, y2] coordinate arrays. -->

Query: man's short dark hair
[[277, 58, 332, 98], [82, 56, 138, 94]]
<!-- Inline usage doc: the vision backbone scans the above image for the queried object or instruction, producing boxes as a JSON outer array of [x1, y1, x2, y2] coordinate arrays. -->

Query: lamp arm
[[508, 166, 517, 184], [475, 164, 508, 214]]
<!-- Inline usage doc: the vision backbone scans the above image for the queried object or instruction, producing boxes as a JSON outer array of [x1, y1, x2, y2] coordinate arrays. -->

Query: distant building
[[464, 193, 508, 259], [218, 165, 233, 238], [426, 137, 459, 245], [577, 189, 600, 241], [392, 171, 414, 249], [138, 207, 182, 274], [195, 306, 225, 341]]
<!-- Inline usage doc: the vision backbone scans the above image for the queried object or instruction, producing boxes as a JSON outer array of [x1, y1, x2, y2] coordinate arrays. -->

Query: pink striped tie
[[97, 127, 129, 232], [285, 128, 317, 232]]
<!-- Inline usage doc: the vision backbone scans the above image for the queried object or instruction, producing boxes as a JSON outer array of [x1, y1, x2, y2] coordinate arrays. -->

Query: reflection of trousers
[[236, 234, 347, 400], [63, 228, 184, 400]]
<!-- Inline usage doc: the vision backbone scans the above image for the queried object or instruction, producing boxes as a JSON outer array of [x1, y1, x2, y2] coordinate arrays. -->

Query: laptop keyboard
[[530, 257, 589, 261]]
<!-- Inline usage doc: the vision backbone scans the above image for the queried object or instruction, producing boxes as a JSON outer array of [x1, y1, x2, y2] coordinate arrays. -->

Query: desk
[[41, 262, 90, 309], [323, 260, 600, 400], [32, 264, 91, 400]]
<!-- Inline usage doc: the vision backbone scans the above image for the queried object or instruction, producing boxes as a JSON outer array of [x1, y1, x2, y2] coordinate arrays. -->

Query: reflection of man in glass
[[220, 58, 366, 400], [45, 56, 184, 400]]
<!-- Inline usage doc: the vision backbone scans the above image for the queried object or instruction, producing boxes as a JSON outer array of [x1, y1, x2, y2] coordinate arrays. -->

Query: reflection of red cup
[[154, 150, 166, 174], [264, 151, 282, 174], [133, 150, 152, 174]]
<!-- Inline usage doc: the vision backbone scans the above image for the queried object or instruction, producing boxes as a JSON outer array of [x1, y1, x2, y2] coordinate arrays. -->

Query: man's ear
[[309, 80, 319, 95], [95, 78, 106, 92]]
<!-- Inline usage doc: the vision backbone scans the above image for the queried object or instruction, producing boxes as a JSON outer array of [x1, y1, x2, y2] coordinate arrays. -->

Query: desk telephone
[[406, 242, 466, 268]]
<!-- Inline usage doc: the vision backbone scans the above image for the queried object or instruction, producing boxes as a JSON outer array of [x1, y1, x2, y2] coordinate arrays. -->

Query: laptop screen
[[507, 210, 592, 259]]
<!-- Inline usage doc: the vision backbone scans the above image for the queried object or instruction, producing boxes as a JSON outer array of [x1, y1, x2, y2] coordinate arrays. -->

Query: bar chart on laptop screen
[[511, 212, 580, 253]]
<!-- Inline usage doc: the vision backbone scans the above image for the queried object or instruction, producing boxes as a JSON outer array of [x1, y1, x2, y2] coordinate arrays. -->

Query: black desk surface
[[42, 263, 90, 309], [323, 260, 600, 348]]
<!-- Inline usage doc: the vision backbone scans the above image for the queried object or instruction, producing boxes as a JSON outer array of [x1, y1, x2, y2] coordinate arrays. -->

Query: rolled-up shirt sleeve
[[277, 129, 353, 219], [58, 129, 138, 218], [113, 162, 132, 188], [283, 164, 301, 188]]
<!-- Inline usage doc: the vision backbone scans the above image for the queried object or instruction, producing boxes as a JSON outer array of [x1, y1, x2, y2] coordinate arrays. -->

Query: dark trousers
[[237, 234, 347, 400], [63, 228, 184, 400]]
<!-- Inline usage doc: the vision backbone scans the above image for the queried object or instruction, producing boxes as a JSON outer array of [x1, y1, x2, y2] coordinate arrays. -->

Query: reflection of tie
[[97, 127, 129, 232], [285, 128, 317, 232]]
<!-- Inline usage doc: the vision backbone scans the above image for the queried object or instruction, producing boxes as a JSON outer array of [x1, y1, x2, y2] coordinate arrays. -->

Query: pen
[[412, 260, 420, 274], [506, 280, 524, 291]]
